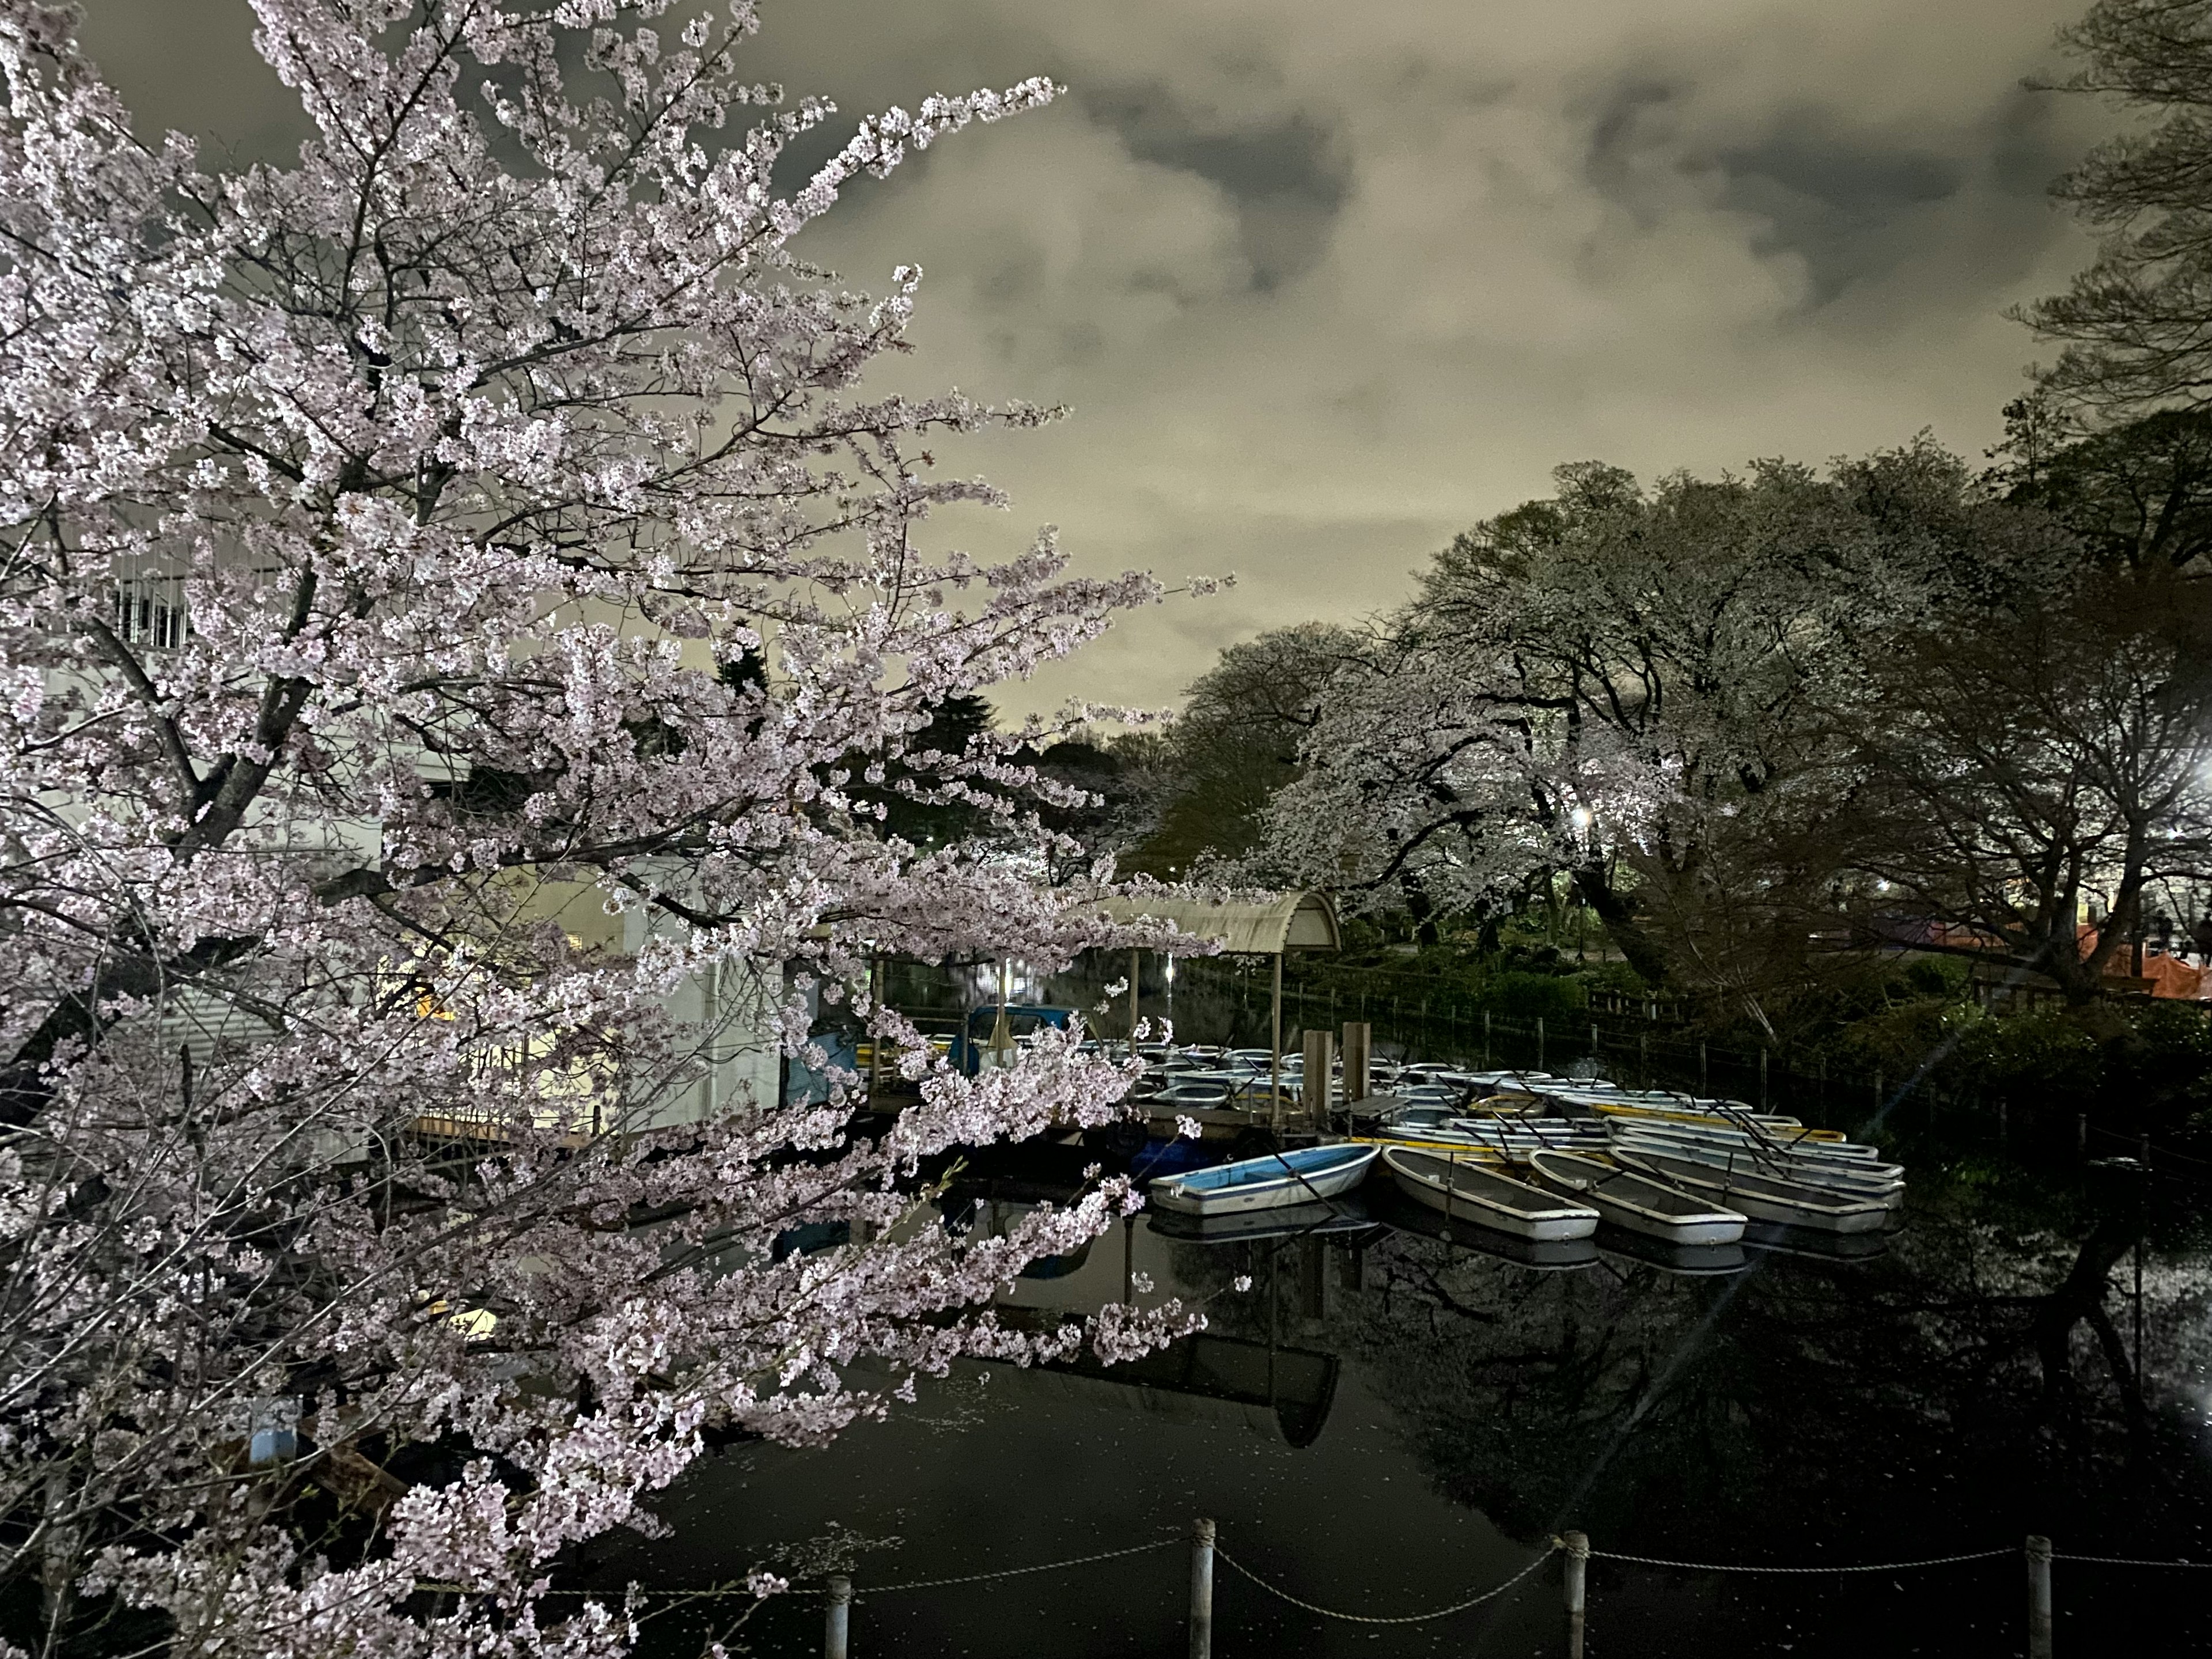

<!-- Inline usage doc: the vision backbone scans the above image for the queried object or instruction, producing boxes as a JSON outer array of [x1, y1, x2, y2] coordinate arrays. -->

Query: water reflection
[[583, 1130, 2212, 1658]]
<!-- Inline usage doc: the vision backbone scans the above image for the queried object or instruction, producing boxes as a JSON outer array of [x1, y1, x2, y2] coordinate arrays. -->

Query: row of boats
[[1145, 1069, 1904, 1251]]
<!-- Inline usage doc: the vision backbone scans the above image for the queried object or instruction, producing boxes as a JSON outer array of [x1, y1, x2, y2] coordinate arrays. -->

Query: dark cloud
[[1711, 111, 1970, 305], [63, 0, 2112, 711], [1578, 64, 2082, 316], [1086, 85, 1350, 290]]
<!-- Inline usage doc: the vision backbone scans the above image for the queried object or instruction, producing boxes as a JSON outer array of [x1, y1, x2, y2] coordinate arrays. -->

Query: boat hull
[[1147, 1145, 1378, 1217], [1613, 1149, 1895, 1235], [1384, 1149, 1600, 1242], [1528, 1150, 1747, 1247]]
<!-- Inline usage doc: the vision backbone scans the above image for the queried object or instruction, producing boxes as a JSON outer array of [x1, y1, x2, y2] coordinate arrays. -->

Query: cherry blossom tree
[[1248, 444, 2065, 1013], [0, 5, 1200, 1656]]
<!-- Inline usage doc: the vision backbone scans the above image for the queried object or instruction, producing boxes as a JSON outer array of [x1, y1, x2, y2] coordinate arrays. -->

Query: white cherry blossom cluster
[[0, 5, 1206, 1657]]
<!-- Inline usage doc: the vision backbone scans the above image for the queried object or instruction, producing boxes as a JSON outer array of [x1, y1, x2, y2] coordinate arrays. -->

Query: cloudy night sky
[[78, 0, 2114, 711]]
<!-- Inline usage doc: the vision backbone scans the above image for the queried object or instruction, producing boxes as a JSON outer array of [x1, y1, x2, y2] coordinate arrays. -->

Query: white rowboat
[[1384, 1148, 1601, 1242], [1148, 1143, 1378, 1217], [1612, 1147, 1893, 1234], [1528, 1149, 1747, 1247]]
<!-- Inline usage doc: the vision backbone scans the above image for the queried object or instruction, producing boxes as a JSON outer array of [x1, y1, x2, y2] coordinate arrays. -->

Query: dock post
[[1188, 1518, 1216, 1659], [1483, 1010, 1492, 1068], [1301, 1028, 1335, 1129], [1269, 952, 1285, 1135], [1759, 1047, 1768, 1108], [2077, 1112, 2088, 1157], [1342, 1022, 1372, 1108], [2025, 1535, 2052, 1658], [1699, 1041, 1708, 1093], [1537, 1016, 1546, 1069], [1562, 1531, 1589, 1659], [824, 1574, 851, 1659]]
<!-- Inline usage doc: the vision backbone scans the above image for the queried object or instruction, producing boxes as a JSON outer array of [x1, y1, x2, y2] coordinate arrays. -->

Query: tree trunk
[[1402, 877, 1442, 949], [1570, 862, 1669, 987]]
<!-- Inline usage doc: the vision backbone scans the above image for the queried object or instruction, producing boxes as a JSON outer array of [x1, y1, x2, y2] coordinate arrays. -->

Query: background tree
[[1120, 622, 1364, 878], [0, 7, 1195, 1659], [2021, 0, 2212, 416], [1991, 398, 2212, 570], [1248, 444, 2022, 1014], [1841, 566, 2212, 1012]]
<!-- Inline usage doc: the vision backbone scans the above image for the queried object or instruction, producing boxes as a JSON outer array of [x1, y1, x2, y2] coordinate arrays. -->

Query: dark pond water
[[583, 964, 2212, 1656]]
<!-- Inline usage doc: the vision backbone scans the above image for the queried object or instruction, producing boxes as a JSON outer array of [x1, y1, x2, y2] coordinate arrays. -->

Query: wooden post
[[1537, 1016, 1546, 1069], [1270, 952, 1284, 1134], [2025, 1535, 2052, 1659], [824, 1574, 851, 1659], [1483, 1010, 1491, 1069], [2078, 1112, 2089, 1157], [1638, 1031, 1647, 1084], [1301, 1028, 1335, 1128], [1699, 1041, 1708, 1094], [1188, 1518, 1216, 1659], [1562, 1531, 1589, 1659], [1875, 1067, 1884, 1111], [1342, 1021, 1372, 1106], [1759, 1047, 1768, 1108], [1130, 947, 1141, 1052], [866, 956, 882, 1103]]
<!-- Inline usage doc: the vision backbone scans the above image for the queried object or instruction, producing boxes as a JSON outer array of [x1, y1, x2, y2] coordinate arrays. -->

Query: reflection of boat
[[1595, 1226, 1751, 1276], [1384, 1148, 1600, 1242], [1529, 1150, 1747, 1247], [1149, 1143, 1378, 1217], [1740, 1220, 1894, 1263], [1612, 1147, 1893, 1235], [1363, 1184, 1600, 1270], [1145, 1199, 1381, 1244]]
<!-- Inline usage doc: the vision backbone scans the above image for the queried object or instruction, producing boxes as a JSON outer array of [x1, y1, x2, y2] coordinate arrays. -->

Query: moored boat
[[1528, 1149, 1747, 1246], [1148, 1142, 1378, 1217], [1384, 1147, 1602, 1241], [1611, 1146, 1894, 1234], [1607, 1127, 1904, 1202]]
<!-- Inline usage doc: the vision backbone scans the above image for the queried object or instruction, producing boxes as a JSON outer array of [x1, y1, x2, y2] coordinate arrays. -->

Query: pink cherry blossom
[[0, 6, 1209, 1657]]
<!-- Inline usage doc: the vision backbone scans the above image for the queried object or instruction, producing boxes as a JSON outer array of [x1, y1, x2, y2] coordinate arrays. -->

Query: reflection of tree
[[1322, 1197, 2212, 1559]]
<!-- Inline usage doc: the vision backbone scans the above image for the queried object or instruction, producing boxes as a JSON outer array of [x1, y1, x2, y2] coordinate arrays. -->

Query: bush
[[1480, 970, 1586, 1021], [1951, 1006, 2105, 1104]]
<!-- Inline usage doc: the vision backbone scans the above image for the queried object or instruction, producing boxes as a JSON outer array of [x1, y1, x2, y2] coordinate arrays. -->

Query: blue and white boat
[[1148, 1143, 1379, 1217]]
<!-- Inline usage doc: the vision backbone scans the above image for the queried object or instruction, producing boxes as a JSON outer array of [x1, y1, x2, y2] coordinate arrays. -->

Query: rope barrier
[[1589, 1548, 2013, 1575], [859, 1538, 1179, 1596], [1212, 1541, 1557, 1624], [474, 1535, 2212, 1618], [2054, 1553, 2212, 1569], [517, 1537, 1181, 1605]]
